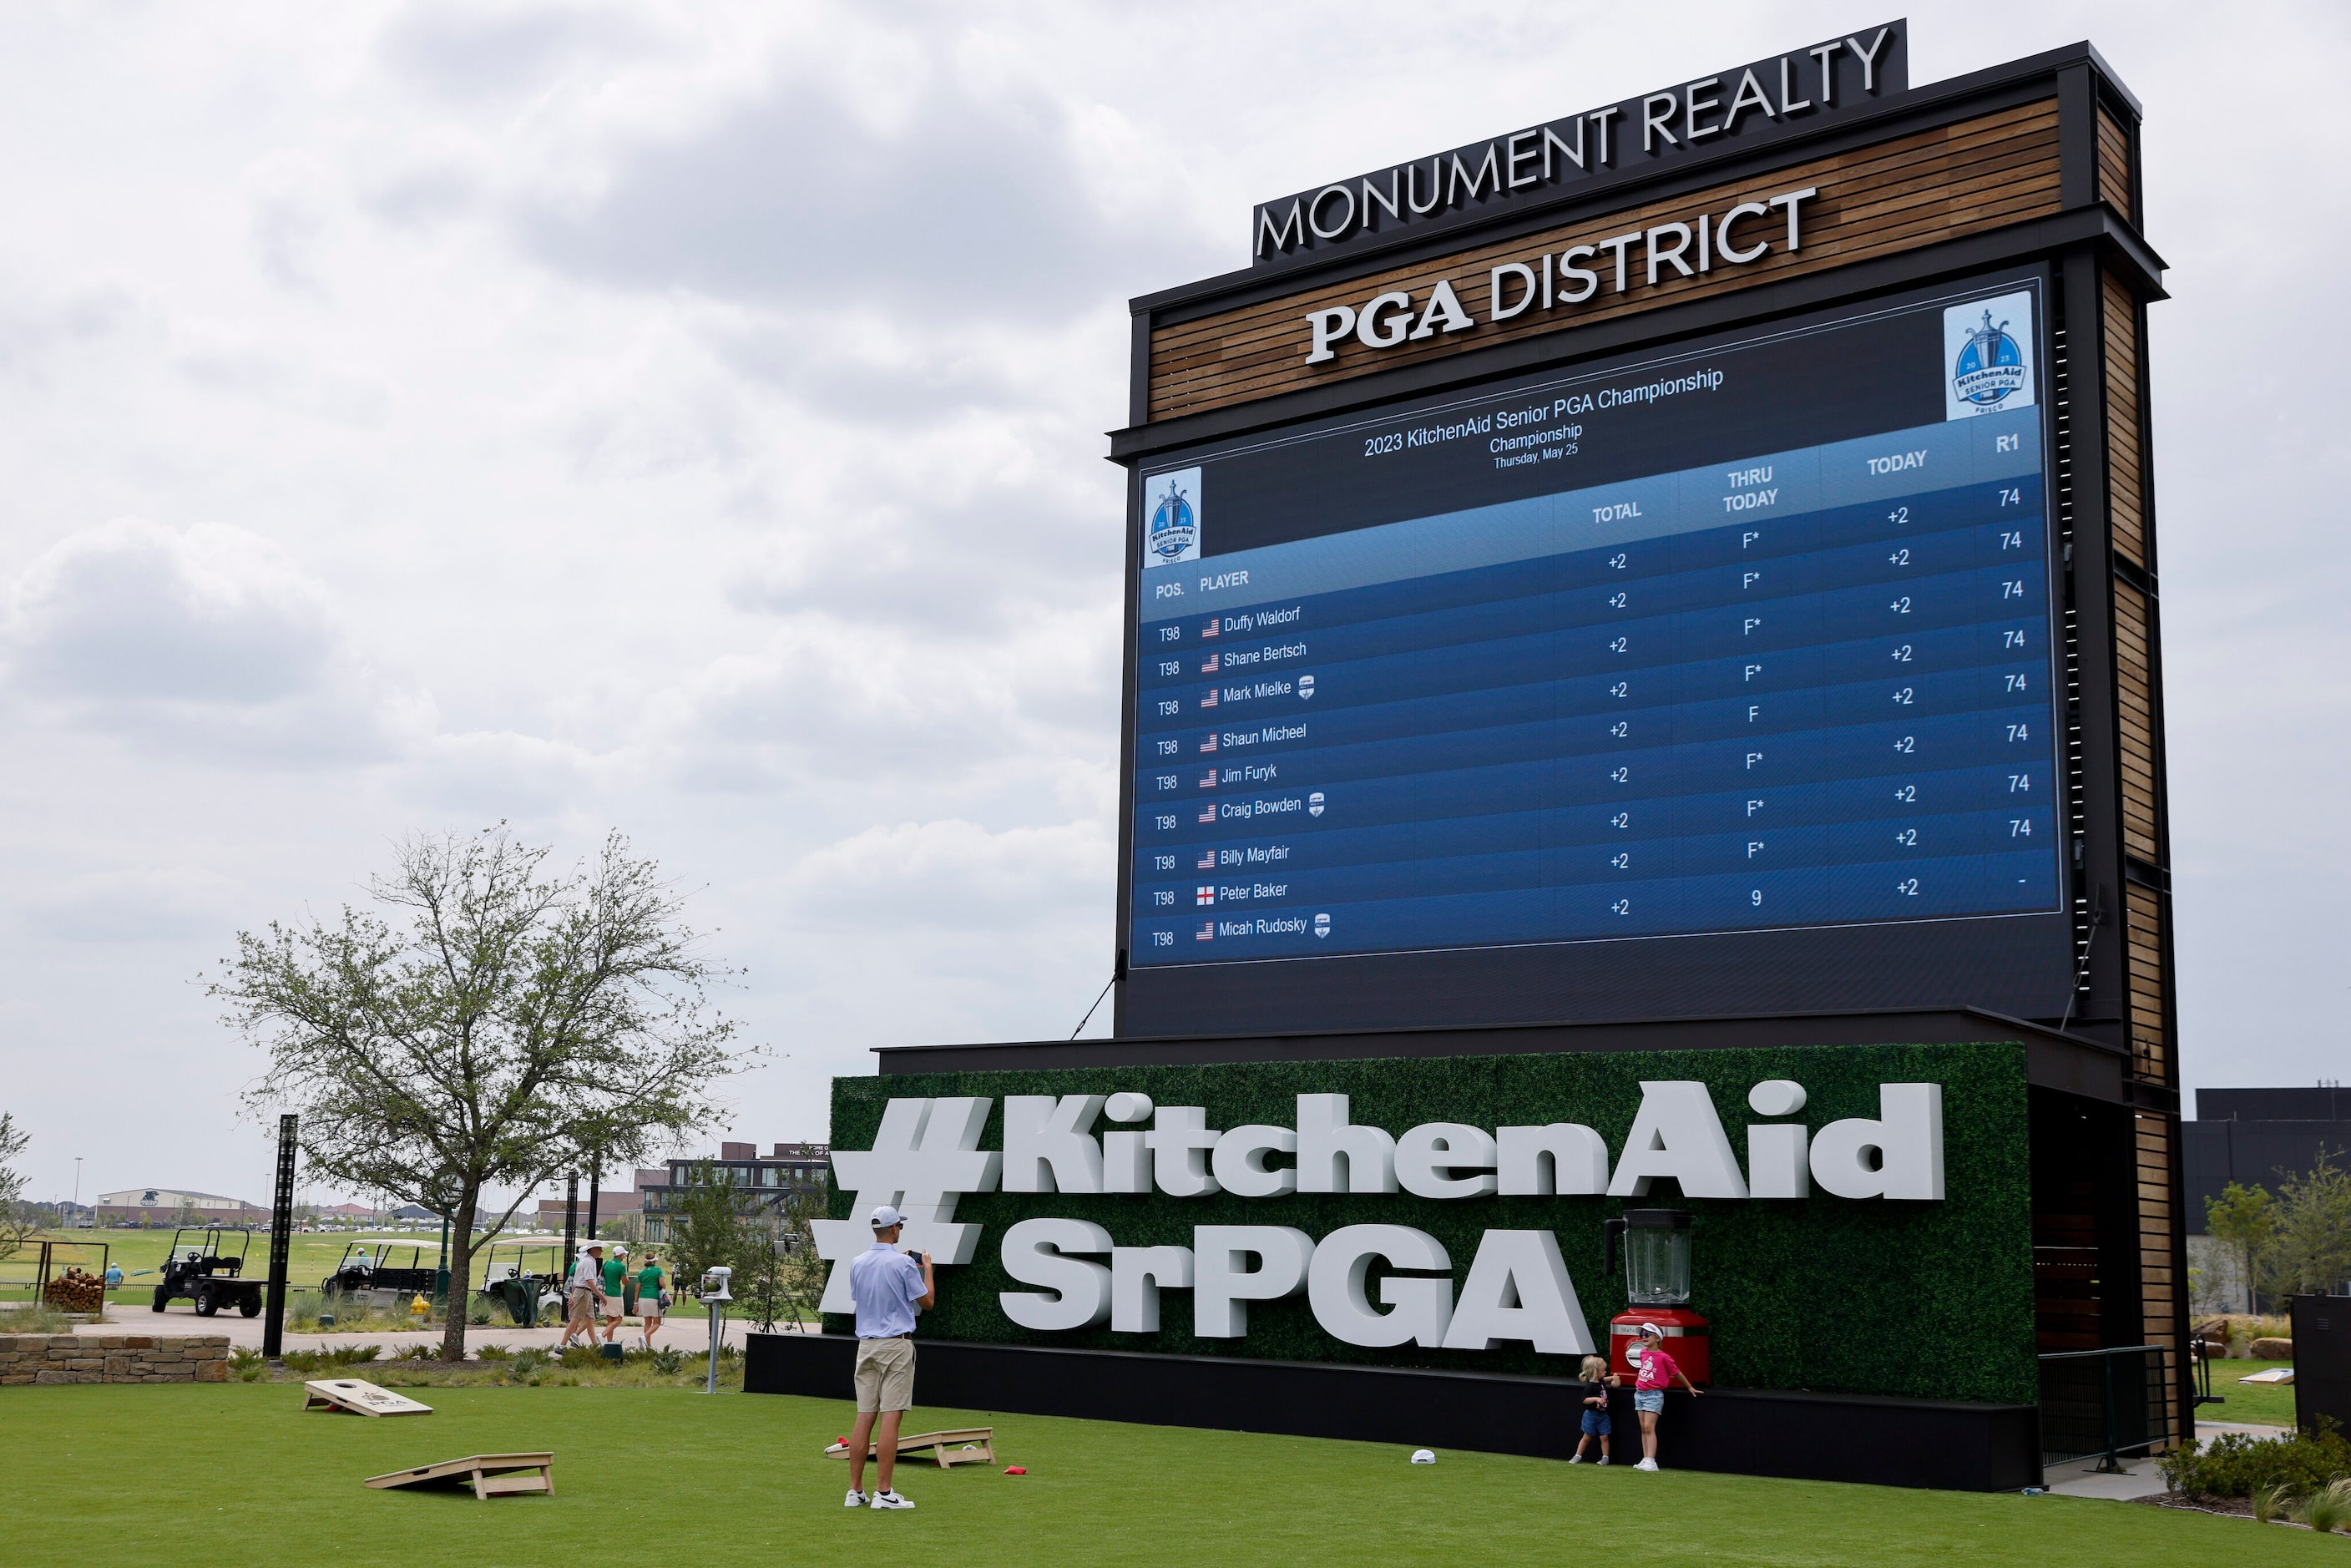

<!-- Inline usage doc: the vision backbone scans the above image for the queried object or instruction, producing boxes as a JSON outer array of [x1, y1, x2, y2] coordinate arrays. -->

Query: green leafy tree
[[2207, 1181, 2276, 1313], [0, 1112, 38, 1262], [211, 827, 747, 1362], [2261, 1155, 2351, 1305], [664, 1161, 762, 1298]]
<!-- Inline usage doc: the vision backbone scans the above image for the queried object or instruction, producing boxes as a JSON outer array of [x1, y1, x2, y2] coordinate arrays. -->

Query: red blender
[[1604, 1208, 1710, 1384]]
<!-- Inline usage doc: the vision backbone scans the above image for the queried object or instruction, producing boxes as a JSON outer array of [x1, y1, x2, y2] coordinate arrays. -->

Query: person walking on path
[[635, 1252, 667, 1350], [843, 1204, 935, 1511], [561, 1242, 606, 1349], [1630, 1322, 1701, 1471], [599, 1243, 630, 1345]]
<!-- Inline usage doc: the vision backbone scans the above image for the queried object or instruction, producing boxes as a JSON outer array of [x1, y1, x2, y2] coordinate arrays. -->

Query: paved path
[[4, 1302, 807, 1357], [2044, 1419, 2290, 1500]]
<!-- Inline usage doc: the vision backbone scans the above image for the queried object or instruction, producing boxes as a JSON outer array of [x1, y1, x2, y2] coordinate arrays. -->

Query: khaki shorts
[[853, 1336, 915, 1414]]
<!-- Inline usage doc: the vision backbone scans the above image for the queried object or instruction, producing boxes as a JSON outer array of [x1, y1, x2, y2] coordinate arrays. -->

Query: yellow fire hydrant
[[409, 1292, 431, 1320]]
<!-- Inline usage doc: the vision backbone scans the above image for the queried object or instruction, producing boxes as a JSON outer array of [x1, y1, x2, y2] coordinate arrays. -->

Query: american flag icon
[[1201, 688, 1217, 709], [1196, 921, 1215, 941], [1196, 885, 1216, 906], [1199, 733, 1217, 753], [1201, 620, 1220, 639], [1199, 770, 1219, 789], [1201, 653, 1219, 673], [1196, 803, 1216, 823], [1196, 848, 1216, 869]]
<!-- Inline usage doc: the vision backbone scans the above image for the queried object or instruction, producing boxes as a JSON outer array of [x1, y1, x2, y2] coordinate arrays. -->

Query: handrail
[[2038, 1344, 2172, 1472]]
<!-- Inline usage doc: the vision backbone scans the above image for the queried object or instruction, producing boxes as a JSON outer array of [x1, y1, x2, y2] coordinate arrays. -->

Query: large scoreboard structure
[[762, 22, 2187, 1490]]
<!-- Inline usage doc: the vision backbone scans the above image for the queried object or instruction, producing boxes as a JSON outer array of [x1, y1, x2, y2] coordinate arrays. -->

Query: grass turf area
[[2208, 1360, 2298, 1429], [8, 1383, 2341, 1567]]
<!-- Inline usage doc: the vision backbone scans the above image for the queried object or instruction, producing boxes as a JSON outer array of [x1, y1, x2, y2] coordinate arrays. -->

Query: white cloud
[[1, 518, 432, 762]]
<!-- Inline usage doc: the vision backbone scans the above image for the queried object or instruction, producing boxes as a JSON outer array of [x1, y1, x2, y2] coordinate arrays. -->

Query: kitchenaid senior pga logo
[[820, 1082, 1946, 1351], [1143, 468, 1201, 566], [1943, 290, 2035, 419]]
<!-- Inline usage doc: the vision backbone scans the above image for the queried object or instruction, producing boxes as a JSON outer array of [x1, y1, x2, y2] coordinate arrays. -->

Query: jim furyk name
[[812, 1085, 1945, 1356], [1251, 23, 1898, 266]]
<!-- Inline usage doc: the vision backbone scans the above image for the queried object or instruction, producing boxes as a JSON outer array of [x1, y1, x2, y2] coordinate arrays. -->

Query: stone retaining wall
[[0, 1334, 231, 1384]]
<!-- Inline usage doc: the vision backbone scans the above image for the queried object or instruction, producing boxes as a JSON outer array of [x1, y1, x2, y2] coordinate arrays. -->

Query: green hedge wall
[[824, 1040, 2035, 1405]]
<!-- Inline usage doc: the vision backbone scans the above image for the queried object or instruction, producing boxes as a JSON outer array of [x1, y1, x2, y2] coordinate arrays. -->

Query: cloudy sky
[[2, 1, 2343, 1208]]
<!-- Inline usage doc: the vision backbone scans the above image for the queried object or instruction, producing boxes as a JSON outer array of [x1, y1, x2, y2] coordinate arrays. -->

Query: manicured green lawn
[[7, 1382, 2338, 1565], [2209, 1360, 2299, 1429]]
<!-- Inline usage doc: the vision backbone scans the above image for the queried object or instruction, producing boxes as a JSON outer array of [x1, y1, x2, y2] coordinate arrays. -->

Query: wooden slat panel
[[2103, 271, 2147, 567], [2136, 1110, 2182, 1444], [2113, 581, 2160, 862], [2096, 108, 2135, 224], [1149, 102, 2061, 420], [2126, 880, 2167, 1085]]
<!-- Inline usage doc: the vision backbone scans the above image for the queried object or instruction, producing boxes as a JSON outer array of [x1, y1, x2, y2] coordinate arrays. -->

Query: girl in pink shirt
[[1630, 1321, 1701, 1471]]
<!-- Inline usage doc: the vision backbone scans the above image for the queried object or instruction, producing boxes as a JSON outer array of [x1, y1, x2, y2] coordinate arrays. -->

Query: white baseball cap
[[869, 1205, 905, 1230]]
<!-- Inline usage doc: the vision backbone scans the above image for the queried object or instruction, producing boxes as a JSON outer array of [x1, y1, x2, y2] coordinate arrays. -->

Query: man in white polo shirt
[[843, 1204, 935, 1510]]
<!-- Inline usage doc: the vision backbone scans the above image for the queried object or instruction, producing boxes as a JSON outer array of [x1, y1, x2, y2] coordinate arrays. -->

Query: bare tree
[[212, 827, 747, 1360]]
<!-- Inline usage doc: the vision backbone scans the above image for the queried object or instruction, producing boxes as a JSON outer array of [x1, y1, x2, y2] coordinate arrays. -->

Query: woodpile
[[43, 1269, 106, 1312]]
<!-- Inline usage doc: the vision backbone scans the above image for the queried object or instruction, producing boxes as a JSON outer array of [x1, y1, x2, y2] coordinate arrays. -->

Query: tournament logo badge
[[1307, 792, 1326, 817], [1952, 311, 2025, 407], [1313, 913, 1331, 939], [1144, 468, 1202, 566], [1941, 291, 2036, 421]]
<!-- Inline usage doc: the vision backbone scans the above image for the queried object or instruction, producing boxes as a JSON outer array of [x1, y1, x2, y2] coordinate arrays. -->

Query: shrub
[[2161, 1419, 2351, 1500], [402, 1343, 437, 1361], [650, 1348, 684, 1375], [2304, 1478, 2351, 1535], [2251, 1482, 2293, 1523], [474, 1343, 513, 1361]]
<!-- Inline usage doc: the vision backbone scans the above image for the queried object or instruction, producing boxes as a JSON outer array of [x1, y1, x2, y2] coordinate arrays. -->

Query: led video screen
[[1122, 273, 2070, 1032]]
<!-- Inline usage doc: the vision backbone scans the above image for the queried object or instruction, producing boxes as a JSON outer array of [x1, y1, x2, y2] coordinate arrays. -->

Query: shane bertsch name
[[1216, 640, 1308, 670]]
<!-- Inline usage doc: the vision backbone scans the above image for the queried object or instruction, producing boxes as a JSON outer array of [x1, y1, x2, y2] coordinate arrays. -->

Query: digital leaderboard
[[1126, 285, 2063, 971]]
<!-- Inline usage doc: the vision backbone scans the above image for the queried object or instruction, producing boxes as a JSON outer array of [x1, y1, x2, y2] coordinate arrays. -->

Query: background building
[[94, 1187, 263, 1227], [640, 1141, 829, 1245], [2184, 1085, 2351, 1313]]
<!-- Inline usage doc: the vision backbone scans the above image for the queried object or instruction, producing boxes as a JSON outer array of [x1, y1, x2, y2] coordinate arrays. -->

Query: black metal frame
[[2038, 1344, 2170, 1471]]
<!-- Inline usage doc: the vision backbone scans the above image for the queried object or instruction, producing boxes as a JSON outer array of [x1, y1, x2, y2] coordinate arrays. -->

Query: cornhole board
[[825, 1427, 995, 1468], [366, 1453, 555, 1500], [303, 1379, 434, 1416]]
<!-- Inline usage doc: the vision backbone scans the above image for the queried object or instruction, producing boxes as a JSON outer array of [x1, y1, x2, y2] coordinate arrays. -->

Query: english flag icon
[[1196, 886, 1215, 906]]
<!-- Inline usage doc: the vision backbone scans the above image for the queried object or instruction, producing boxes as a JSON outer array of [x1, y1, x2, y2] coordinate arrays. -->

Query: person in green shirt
[[635, 1254, 666, 1350], [599, 1245, 629, 1346]]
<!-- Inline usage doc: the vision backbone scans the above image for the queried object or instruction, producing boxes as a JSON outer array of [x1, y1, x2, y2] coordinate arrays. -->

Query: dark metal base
[[746, 1333, 2042, 1491]]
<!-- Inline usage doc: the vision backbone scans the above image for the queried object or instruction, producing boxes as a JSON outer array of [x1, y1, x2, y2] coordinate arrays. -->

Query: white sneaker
[[1567, 1454, 1585, 1464], [1596, 1456, 1611, 1466], [1635, 1458, 1659, 1472], [870, 1490, 915, 1510], [844, 1490, 867, 1508]]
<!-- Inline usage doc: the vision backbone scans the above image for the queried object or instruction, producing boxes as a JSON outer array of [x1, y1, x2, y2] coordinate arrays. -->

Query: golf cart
[[474, 1242, 566, 1327], [152, 1228, 265, 1318], [319, 1242, 443, 1312]]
